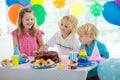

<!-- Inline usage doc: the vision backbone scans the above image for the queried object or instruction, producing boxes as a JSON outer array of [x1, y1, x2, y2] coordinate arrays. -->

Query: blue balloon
[[102, 1, 120, 26], [18, 0, 31, 6], [6, 0, 20, 7]]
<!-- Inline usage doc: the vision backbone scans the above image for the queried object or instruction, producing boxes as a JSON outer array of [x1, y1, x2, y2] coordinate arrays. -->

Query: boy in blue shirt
[[77, 23, 109, 80]]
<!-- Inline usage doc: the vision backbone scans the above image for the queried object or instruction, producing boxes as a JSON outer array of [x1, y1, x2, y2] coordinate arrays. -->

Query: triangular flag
[[79, 45, 88, 58], [88, 42, 104, 62]]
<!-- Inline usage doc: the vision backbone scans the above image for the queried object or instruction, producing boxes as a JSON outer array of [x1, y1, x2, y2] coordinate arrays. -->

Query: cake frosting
[[35, 51, 60, 63]]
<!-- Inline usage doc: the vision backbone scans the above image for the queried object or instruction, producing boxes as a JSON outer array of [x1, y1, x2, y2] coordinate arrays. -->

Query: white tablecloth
[[0, 57, 97, 80]]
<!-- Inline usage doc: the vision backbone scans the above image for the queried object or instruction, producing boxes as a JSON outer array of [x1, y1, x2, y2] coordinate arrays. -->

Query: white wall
[[0, 34, 13, 60]]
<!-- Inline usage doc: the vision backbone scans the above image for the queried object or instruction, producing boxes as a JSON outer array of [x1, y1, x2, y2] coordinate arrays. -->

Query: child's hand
[[33, 50, 38, 54], [22, 54, 28, 59], [43, 44, 49, 52]]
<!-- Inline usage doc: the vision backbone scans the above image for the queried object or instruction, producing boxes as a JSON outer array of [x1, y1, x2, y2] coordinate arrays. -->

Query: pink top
[[11, 29, 44, 56]]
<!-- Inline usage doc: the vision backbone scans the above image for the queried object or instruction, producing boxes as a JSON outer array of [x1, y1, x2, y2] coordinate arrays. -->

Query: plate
[[10, 58, 29, 64], [31, 63, 56, 69], [78, 61, 97, 67], [19, 58, 29, 64], [1, 62, 12, 68]]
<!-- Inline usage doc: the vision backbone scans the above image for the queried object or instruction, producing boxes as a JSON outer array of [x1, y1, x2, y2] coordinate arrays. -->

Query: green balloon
[[36, 15, 45, 26], [90, 2, 102, 17], [30, 4, 46, 26]]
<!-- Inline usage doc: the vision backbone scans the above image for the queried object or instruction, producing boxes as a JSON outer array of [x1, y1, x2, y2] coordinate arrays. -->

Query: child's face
[[59, 19, 71, 36], [78, 33, 91, 44], [22, 12, 35, 31]]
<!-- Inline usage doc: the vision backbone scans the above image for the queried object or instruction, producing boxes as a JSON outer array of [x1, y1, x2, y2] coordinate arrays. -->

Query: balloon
[[53, 0, 66, 9], [6, 0, 19, 7], [115, 0, 120, 6], [8, 4, 23, 25], [70, 2, 86, 17], [25, 3, 32, 8], [36, 15, 45, 26], [31, 0, 45, 5], [17, 0, 31, 6], [30, 5, 46, 26], [102, 1, 120, 26], [90, 2, 102, 17]]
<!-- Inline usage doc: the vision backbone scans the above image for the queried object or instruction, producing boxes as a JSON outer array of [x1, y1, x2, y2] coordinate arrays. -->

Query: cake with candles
[[77, 45, 92, 67]]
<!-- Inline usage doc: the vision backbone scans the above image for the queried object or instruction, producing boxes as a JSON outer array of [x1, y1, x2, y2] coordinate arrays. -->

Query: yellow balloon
[[53, 0, 66, 8], [70, 2, 86, 17], [31, 0, 45, 5]]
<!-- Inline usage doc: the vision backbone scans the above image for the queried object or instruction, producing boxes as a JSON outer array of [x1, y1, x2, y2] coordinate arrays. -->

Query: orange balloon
[[53, 0, 66, 8], [8, 4, 23, 25]]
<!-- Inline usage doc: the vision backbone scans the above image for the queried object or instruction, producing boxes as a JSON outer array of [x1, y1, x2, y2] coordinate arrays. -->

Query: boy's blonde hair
[[77, 23, 99, 39], [59, 15, 78, 34], [17, 8, 37, 38]]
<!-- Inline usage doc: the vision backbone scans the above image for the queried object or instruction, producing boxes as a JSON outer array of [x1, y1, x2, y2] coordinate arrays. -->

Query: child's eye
[[31, 19, 34, 21], [26, 19, 29, 21], [61, 24, 63, 26]]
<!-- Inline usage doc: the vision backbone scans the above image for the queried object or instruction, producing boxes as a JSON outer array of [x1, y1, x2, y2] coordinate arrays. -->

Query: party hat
[[14, 44, 26, 63], [88, 42, 103, 62], [79, 45, 88, 58]]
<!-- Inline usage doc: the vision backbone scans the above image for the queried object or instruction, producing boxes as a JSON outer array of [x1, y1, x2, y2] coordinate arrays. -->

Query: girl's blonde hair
[[59, 15, 78, 34], [17, 8, 37, 38], [77, 23, 99, 39]]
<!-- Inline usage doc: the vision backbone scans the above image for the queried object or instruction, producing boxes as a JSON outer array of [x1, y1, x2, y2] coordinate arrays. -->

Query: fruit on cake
[[35, 51, 60, 63]]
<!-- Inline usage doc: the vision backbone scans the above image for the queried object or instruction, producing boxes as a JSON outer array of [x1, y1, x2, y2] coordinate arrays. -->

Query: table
[[0, 57, 97, 80]]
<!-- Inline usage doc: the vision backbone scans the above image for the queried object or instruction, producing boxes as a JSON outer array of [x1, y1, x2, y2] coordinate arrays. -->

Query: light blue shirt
[[80, 39, 109, 77]]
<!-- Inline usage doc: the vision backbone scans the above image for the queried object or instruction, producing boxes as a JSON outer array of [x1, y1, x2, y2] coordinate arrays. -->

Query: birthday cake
[[77, 46, 92, 67], [35, 51, 60, 63]]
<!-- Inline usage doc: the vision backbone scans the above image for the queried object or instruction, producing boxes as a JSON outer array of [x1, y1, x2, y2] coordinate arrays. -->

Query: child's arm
[[12, 36, 18, 48], [37, 35, 44, 52], [98, 43, 109, 59]]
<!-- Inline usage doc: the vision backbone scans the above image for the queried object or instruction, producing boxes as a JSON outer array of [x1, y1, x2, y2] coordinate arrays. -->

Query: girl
[[45, 15, 79, 55], [77, 23, 109, 80], [11, 8, 44, 58]]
